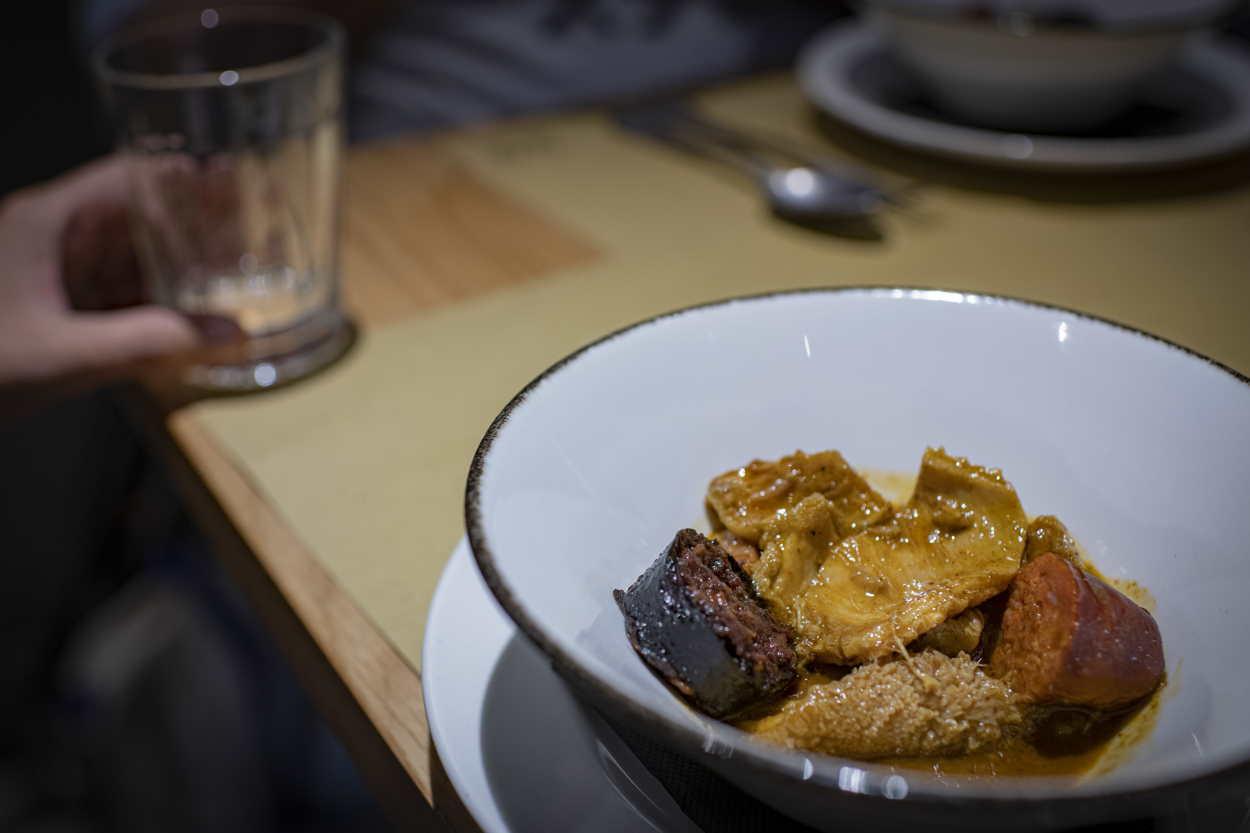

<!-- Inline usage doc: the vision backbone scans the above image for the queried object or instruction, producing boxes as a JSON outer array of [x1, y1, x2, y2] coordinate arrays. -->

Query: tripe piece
[[752, 493, 842, 626], [1023, 515, 1084, 565], [913, 608, 986, 657], [706, 450, 892, 544], [794, 448, 1028, 664]]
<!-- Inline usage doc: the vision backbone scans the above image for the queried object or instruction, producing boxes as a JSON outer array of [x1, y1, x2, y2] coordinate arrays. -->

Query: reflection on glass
[[94, 8, 350, 390]]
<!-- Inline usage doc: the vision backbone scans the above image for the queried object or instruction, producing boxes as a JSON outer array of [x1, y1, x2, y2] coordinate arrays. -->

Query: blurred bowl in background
[[862, 0, 1234, 132]]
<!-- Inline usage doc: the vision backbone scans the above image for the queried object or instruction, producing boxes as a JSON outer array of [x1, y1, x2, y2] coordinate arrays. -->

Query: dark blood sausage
[[991, 552, 1164, 709], [614, 529, 798, 718]]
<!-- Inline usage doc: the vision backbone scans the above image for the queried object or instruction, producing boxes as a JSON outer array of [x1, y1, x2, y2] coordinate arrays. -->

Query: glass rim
[[91, 6, 344, 92]]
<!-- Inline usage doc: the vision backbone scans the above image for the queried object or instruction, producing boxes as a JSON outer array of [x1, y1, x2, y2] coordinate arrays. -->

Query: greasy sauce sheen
[[736, 660, 1163, 780], [884, 684, 1163, 778], [887, 734, 1108, 778]]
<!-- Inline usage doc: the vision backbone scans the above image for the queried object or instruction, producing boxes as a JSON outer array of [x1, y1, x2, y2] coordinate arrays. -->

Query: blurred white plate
[[797, 23, 1250, 171]]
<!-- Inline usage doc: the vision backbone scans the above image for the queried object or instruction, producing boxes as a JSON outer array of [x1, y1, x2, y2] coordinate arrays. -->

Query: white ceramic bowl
[[862, 1, 1229, 132], [466, 288, 1250, 831]]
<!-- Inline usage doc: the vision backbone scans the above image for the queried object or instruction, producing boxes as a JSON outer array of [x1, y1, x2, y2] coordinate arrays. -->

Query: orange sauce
[[885, 685, 1162, 778]]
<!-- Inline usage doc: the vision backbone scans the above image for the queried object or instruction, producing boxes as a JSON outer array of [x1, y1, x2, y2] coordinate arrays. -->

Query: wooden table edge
[[123, 388, 481, 832]]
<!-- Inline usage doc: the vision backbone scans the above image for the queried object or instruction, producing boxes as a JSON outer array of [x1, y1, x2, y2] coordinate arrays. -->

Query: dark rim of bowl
[[861, 0, 1236, 36], [464, 285, 1250, 818]]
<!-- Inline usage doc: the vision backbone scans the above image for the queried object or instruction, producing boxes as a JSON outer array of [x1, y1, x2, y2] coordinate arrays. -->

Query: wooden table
[[135, 72, 1250, 833]]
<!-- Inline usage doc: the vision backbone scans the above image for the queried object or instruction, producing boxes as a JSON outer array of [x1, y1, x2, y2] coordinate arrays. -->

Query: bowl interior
[[469, 288, 1250, 799]]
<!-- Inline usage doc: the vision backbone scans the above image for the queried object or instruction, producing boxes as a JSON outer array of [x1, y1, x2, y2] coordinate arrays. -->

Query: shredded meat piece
[[741, 651, 1021, 759]]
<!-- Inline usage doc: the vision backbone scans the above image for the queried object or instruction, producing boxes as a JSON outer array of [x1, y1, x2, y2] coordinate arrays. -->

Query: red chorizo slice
[[991, 552, 1164, 709]]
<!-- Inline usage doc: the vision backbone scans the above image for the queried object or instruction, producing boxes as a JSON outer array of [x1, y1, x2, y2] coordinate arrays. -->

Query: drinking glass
[[93, 8, 349, 390]]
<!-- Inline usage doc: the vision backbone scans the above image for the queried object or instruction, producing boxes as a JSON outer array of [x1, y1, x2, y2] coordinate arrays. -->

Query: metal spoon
[[761, 165, 889, 225], [615, 101, 902, 226]]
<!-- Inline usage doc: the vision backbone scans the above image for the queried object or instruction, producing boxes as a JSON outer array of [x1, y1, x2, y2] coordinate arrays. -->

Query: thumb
[[53, 306, 203, 374]]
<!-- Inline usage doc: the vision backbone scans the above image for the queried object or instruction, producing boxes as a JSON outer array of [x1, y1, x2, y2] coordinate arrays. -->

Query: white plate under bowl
[[796, 23, 1250, 171], [465, 287, 1250, 831], [422, 539, 700, 833]]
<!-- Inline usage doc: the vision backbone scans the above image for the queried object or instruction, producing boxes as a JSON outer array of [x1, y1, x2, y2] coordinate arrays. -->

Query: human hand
[[0, 157, 220, 405]]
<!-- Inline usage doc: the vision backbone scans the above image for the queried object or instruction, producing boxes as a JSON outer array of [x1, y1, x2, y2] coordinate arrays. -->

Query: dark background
[[0, 3, 111, 193], [0, 4, 394, 832]]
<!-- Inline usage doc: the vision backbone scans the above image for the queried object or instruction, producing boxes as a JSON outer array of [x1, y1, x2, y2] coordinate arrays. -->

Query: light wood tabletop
[[134, 71, 1250, 833]]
